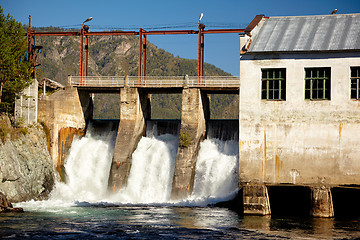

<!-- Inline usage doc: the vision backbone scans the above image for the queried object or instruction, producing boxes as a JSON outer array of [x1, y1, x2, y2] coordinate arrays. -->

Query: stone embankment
[[0, 115, 55, 203]]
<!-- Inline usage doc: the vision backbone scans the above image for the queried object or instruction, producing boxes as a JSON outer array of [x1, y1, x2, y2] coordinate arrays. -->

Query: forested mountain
[[35, 27, 238, 119]]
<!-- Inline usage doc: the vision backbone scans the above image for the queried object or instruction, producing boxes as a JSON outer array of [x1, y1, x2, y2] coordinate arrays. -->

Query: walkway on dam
[[69, 75, 240, 93]]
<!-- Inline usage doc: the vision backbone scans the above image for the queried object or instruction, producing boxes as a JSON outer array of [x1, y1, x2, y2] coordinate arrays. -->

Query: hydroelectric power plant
[[6, 11, 360, 239]]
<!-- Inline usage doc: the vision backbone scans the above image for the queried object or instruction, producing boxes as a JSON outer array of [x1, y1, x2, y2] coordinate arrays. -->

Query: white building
[[14, 80, 38, 125], [239, 13, 360, 216]]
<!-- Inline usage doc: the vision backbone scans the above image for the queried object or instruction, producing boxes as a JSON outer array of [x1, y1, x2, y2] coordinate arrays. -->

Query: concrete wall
[[15, 80, 38, 125], [239, 52, 360, 186], [38, 87, 92, 171]]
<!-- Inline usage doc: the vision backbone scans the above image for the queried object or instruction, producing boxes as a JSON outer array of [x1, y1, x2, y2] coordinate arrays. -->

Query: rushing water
[[1, 122, 359, 239]]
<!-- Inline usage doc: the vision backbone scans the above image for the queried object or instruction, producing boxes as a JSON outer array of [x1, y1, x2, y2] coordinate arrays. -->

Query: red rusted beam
[[198, 27, 201, 78], [27, 16, 31, 54], [142, 34, 147, 77], [198, 24, 205, 80], [203, 29, 245, 34], [245, 15, 265, 35], [80, 28, 84, 77], [85, 31, 138, 36], [138, 28, 143, 82], [29, 31, 80, 36], [144, 29, 244, 35], [27, 16, 31, 64], [144, 30, 198, 35], [84, 33, 89, 76], [30, 31, 139, 37], [200, 30, 204, 77]]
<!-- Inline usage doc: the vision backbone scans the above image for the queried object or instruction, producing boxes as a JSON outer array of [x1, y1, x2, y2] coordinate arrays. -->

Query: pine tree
[[0, 6, 32, 114]]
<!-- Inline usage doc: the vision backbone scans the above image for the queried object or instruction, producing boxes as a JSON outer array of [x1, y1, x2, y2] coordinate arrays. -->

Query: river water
[[1, 123, 360, 239]]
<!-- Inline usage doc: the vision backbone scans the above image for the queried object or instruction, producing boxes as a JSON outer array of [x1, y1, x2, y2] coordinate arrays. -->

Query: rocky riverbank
[[0, 115, 55, 203]]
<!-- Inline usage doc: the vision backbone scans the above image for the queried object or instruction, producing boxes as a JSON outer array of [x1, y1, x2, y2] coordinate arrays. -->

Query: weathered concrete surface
[[311, 186, 334, 218], [57, 127, 85, 181], [108, 88, 150, 191], [0, 118, 55, 202], [171, 88, 208, 199], [38, 87, 92, 172], [243, 185, 271, 215]]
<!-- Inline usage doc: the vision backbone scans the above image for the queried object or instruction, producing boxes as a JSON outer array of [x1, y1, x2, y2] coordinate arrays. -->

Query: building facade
[[14, 80, 38, 125], [239, 13, 360, 216]]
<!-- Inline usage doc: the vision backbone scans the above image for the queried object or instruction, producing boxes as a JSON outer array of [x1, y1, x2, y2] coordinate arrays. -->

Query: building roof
[[38, 78, 65, 89], [248, 13, 360, 53]]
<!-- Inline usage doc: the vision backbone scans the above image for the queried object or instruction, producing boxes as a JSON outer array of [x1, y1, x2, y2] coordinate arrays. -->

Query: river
[[1, 122, 359, 239]]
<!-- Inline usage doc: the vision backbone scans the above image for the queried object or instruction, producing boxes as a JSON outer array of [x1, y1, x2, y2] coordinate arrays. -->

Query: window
[[261, 68, 286, 100], [351, 67, 360, 100], [305, 67, 331, 100]]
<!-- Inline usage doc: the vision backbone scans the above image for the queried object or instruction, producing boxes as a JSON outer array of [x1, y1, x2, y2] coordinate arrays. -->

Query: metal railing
[[69, 75, 240, 88]]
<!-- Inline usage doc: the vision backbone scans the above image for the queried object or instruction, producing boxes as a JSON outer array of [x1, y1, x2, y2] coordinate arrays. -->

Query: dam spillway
[[38, 84, 240, 203], [50, 119, 239, 205]]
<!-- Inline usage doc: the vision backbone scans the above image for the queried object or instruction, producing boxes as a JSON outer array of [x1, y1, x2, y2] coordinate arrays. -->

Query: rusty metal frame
[[84, 31, 89, 77], [138, 28, 143, 83], [27, 15, 246, 80]]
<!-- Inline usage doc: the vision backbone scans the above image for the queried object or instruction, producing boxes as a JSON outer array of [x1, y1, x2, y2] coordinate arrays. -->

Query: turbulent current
[[49, 122, 239, 205], [7, 121, 360, 239]]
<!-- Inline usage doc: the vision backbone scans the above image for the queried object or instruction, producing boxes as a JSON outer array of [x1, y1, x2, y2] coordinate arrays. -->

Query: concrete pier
[[108, 88, 150, 191], [311, 186, 334, 218], [171, 88, 209, 199], [38, 87, 92, 176], [243, 185, 271, 215]]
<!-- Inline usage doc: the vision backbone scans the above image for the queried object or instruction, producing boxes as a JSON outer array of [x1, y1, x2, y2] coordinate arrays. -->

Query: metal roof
[[248, 13, 360, 53]]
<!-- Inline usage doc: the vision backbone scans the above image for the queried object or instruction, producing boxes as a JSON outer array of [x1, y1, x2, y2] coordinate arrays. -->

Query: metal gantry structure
[[26, 16, 245, 83]]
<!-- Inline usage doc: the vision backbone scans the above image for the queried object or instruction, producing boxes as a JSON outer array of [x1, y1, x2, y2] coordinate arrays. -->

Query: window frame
[[261, 68, 286, 101], [304, 67, 331, 100], [350, 67, 360, 100]]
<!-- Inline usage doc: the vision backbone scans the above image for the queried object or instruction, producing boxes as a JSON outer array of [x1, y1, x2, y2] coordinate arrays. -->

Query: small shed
[[38, 78, 65, 95]]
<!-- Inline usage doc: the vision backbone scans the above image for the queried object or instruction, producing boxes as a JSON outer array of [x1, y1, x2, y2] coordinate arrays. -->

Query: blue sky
[[1, 0, 359, 76]]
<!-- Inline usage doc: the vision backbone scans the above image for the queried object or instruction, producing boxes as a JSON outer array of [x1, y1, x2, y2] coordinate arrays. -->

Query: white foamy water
[[50, 125, 116, 202], [187, 138, 239, 205], [17, 123, 239, 210], [111, 134, 179, 203]]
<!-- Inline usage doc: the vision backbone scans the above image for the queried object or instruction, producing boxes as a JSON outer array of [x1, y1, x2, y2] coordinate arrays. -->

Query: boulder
[[0, 116, 55, 202], [0, 192, 23, 213]]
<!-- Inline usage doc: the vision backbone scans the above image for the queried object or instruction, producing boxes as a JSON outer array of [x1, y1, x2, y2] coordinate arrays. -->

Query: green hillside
[[34, 27, 238, 119]]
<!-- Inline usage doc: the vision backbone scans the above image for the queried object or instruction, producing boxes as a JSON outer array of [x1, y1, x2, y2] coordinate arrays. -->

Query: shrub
[[19, 127, 28, 136], [0, 120, 10, 143], [179, 131, 191, 148], [39, 121, 51, 151]]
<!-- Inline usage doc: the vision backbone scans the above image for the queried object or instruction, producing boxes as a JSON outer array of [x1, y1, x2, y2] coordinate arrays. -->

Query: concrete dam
[[38, 75, 240, 200]]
